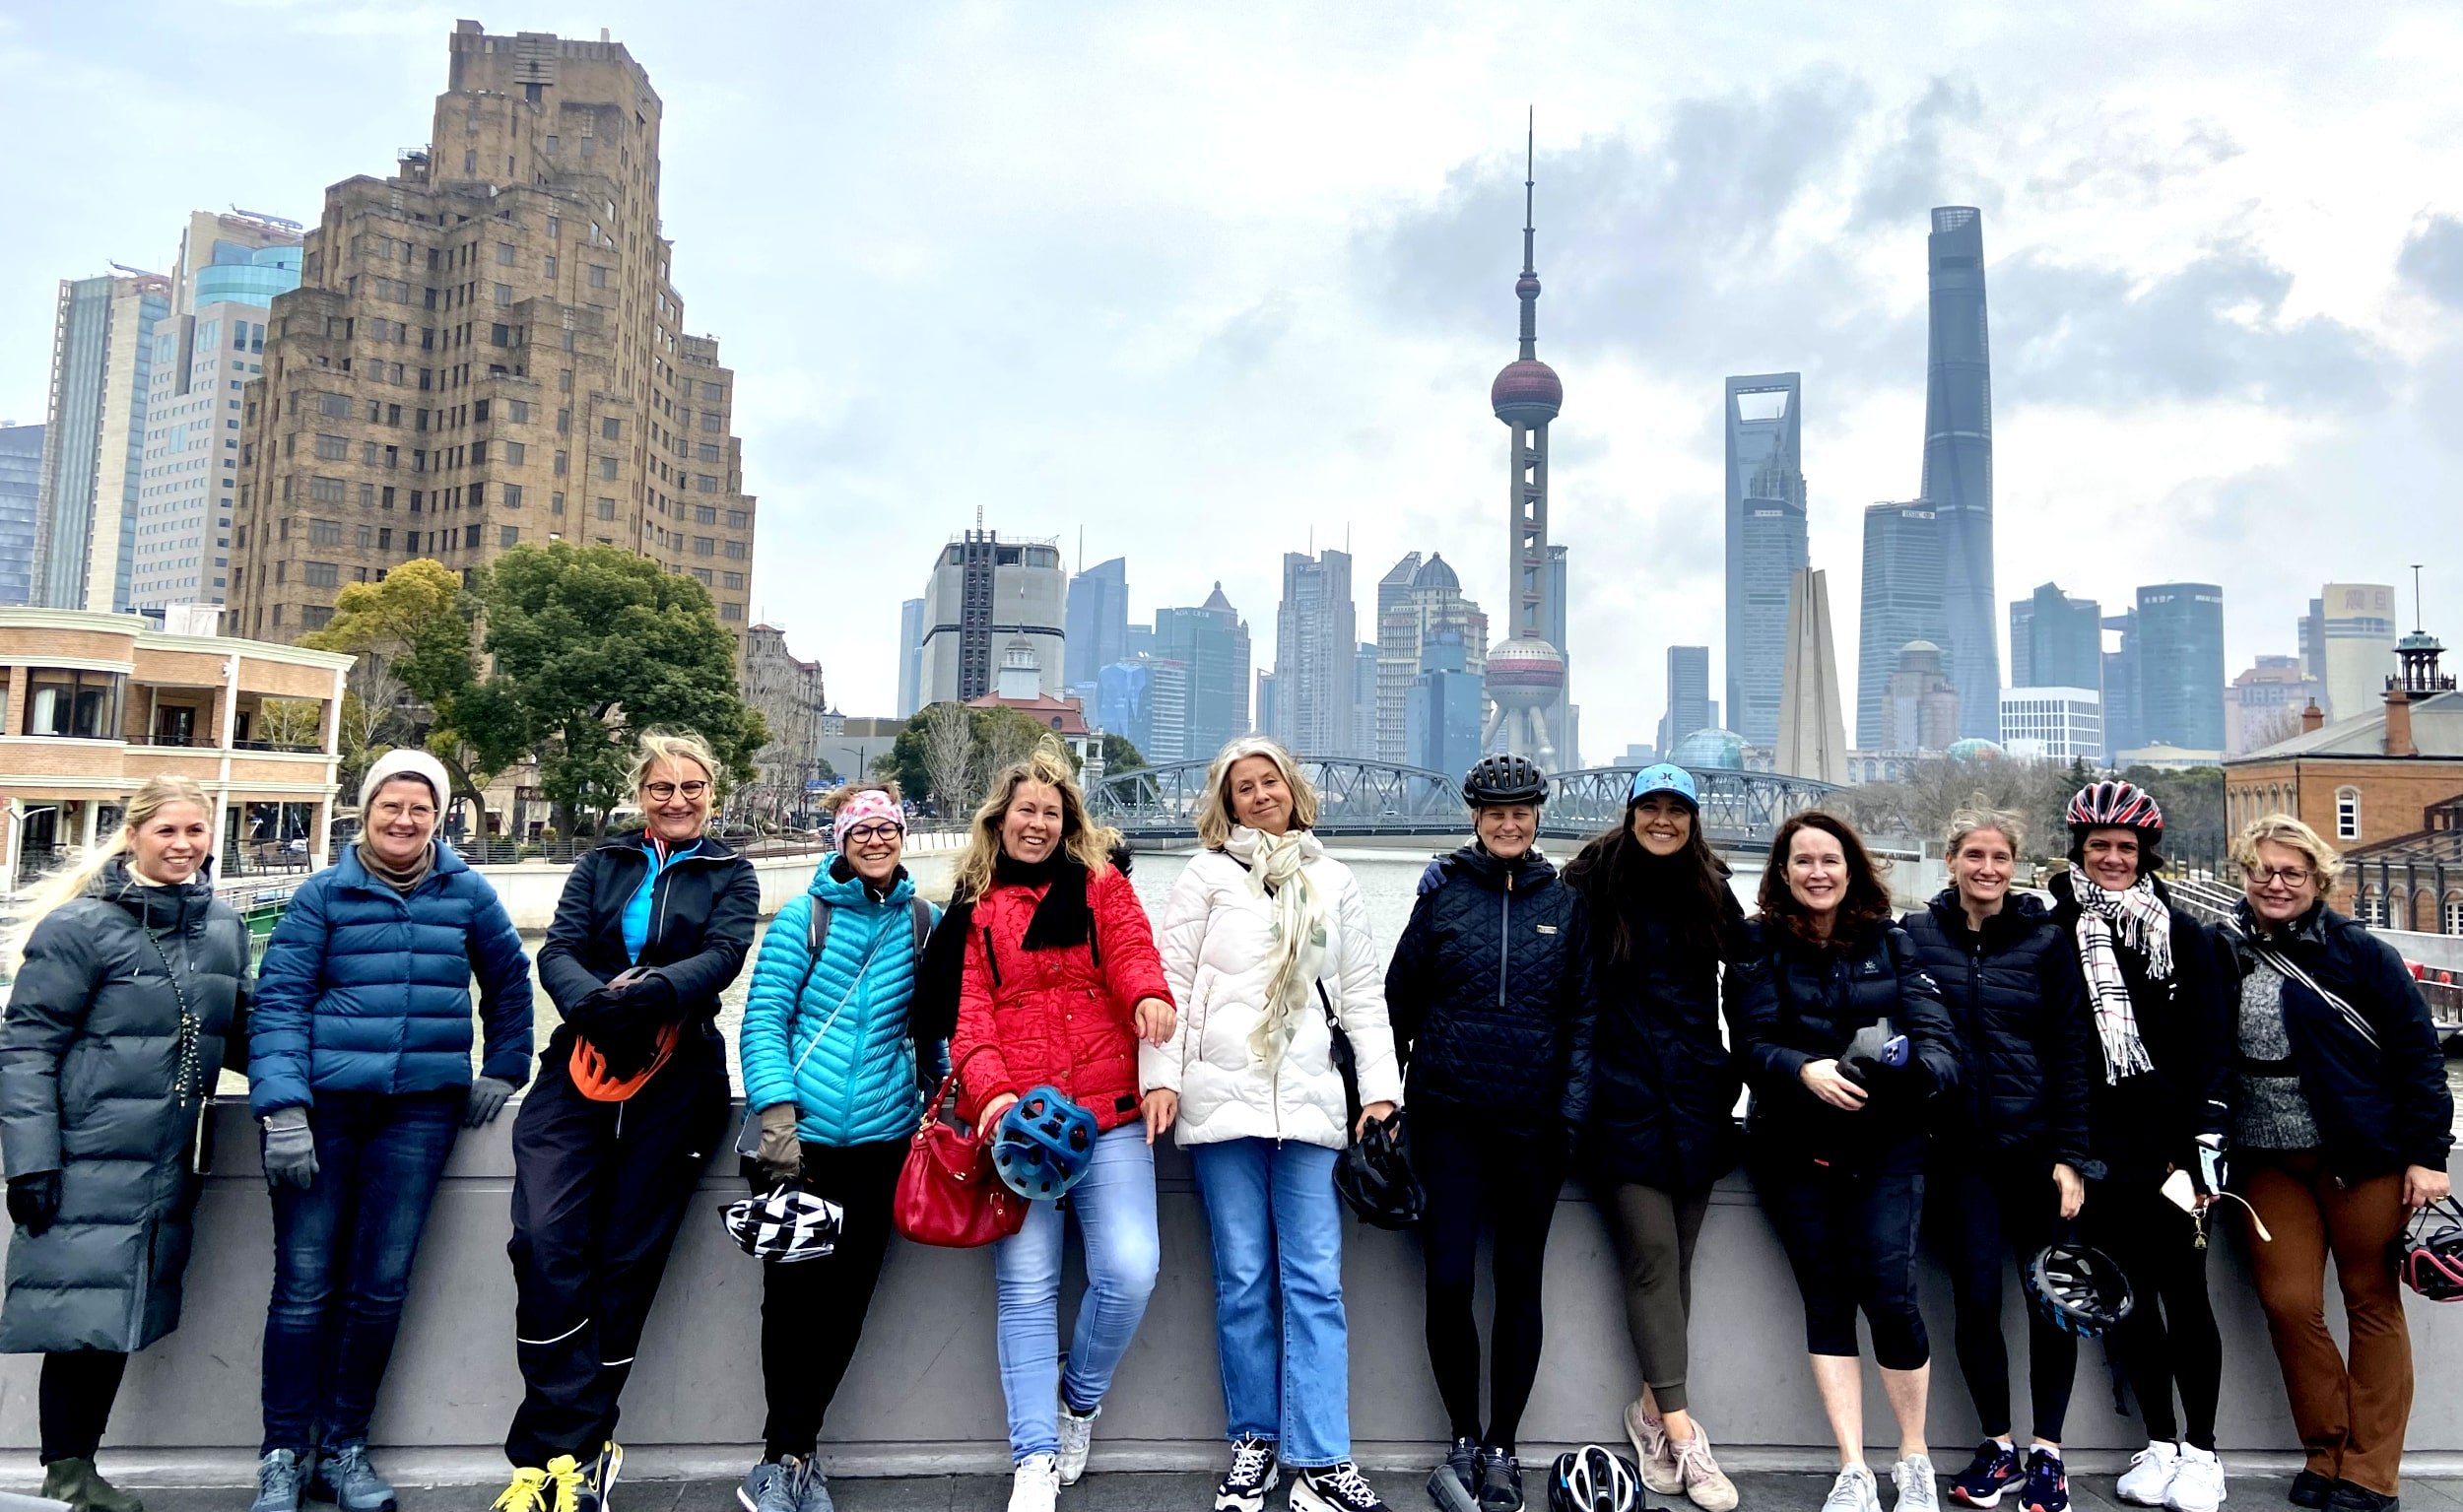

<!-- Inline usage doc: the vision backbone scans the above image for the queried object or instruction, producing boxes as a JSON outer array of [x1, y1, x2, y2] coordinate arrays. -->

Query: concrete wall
[[3, 1103, 2458, 1483]]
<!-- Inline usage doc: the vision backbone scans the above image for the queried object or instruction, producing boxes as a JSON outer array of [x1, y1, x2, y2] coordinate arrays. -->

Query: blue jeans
[[261, 1090, 463, 1452], [991, 1124, 1160, 1463], [1189, 1138, 1350, 1468]]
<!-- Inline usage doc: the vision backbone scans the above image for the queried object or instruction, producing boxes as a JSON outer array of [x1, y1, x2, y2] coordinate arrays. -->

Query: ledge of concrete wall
[[2, 1102, 2455, 1480]]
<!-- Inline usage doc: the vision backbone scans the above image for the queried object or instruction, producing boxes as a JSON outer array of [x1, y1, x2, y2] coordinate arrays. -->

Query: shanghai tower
[[1921, 206, 2000, 738]]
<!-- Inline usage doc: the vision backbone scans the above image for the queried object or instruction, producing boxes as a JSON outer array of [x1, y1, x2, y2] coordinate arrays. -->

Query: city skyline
[[6, 6, 2463, 752]]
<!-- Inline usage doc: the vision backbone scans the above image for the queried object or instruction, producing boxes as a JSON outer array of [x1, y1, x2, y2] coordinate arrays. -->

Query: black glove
[[621, 971, 679, 1017], [464, 1077, 517, 1128], [570, 989, 661, 1081], [7, 1170, 62, 1235]]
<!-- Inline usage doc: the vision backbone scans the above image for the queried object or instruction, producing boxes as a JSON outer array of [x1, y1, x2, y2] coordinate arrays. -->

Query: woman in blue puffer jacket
[[732, 784, 943, 1512], [246, 748, 533, 1512]]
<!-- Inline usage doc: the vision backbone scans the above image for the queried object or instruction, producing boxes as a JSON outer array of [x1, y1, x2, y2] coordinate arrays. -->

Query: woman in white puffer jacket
[[1144, 737, 1404, 1512]]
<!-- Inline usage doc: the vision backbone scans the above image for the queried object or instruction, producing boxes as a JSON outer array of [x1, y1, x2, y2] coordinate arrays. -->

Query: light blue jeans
[[991, 1124, 1160, 1462], [1189, 1137, 1350, 1468]]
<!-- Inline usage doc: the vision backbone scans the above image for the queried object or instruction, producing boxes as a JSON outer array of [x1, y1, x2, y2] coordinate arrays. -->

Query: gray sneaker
[[736, 1460, 798, 1512], [311, 1442, 398, 1512], [1893, 1456, 1941, 1512], [252, 1450, 306, 1512], [789, 1461, 834, 1512]]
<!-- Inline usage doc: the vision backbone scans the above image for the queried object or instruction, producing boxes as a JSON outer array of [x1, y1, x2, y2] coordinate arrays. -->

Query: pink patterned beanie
[[832, 788, 907, 849]]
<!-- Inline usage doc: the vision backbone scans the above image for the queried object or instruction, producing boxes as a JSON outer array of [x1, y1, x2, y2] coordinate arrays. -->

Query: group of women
[[0, 728, 2452, 1512]]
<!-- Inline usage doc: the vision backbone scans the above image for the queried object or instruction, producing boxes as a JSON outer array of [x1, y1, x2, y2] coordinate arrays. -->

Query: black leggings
[[1928, 1150, 2078, 1442], [1414, 1110, 1565, 1454], [39, 1349, 128, 1464], [1753, 1138, 1930, 1371], [2084, 1172, 2220, 1451], [757, 1138, 908, 1461]]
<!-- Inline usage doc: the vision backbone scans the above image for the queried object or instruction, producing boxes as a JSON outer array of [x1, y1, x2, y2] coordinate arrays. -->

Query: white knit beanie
[[360, 748, 453, 810]]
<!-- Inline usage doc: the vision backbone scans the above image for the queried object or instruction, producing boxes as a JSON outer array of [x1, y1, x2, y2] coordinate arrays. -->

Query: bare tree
[[921, 702, 976, 819]]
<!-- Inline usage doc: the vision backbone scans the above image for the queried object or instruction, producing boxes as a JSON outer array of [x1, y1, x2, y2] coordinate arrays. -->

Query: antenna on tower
[[2414, 562, 2427, 632]]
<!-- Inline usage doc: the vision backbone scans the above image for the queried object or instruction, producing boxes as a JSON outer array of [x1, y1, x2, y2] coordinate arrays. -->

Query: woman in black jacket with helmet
[[1387, 755, 1592, 1512], [1901, 802, 2092, 1512], [1560, 764, 1746, 1512], [2046, 780, 2230, 1512]]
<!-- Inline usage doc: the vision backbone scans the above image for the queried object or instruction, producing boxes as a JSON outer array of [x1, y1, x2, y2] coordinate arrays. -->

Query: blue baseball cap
[[1629, 762, 1699, 812]]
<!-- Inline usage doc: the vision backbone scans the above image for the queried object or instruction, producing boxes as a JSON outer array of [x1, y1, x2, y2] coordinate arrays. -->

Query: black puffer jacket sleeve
[[2039, 934, 2095, 1169], [1883, 924, 1962, 1099], [1729, 924, 1804, 1091], [1384, 888, 1439, 1076], [2353, 925, 2456, 1172], [1557, 898, 1596, 1127], [538, 848, 613, 1019], [2174, 910, 2233, 1149]]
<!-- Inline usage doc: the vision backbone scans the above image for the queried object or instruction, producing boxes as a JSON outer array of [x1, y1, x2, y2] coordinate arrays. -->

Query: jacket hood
[[810, 856, 915, 908]]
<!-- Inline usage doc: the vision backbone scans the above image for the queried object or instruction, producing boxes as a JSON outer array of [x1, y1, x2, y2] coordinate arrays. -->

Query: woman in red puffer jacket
[[945, 743, 1175, 1512]]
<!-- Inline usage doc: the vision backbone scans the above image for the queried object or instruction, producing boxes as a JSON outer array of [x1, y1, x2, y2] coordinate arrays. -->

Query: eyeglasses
[[2243, 865, 2313, 887], [842, 822, 901, 846], [643, 780, 709, 801]]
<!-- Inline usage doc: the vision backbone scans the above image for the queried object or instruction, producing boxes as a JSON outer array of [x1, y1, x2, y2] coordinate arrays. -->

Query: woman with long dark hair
[[1736, 811, 1958, 1512], [1559, 765, 1745, 1512], [2, 778, 251, 1512]]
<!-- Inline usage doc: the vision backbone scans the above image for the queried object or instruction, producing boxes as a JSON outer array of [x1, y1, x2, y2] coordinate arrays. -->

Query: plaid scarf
[[2072, 874, 2167, 1084]]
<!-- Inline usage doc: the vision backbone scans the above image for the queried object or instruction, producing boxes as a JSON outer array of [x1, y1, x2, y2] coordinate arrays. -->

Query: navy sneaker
[[1951, 1442, 2024, 1509], [2022, 1450, 2068, 1512], [1428, 1438, 1480, 1512]]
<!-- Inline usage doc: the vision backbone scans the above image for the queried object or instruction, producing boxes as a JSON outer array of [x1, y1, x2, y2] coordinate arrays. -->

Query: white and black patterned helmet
[[722, 1186, 842, 1263], [1550, 1446, 1642, 1512]]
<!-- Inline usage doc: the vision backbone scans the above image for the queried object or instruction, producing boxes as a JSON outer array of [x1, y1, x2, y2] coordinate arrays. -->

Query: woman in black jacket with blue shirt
[[1737, 812, 1958, 1512], [1900, 803, 2092, 1512]]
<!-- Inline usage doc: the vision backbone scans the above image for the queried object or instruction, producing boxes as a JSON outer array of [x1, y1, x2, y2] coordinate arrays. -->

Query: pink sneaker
[[1627, 1400, 1680, 1495]]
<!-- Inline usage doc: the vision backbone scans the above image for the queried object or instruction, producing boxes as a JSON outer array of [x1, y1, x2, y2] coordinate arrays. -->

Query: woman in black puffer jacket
[[1386, 756, 1591, 1512], [1737, 811, 1959, 1512], [1559, 765, 1748, 1512], [1900, 802, 2092, 1512]]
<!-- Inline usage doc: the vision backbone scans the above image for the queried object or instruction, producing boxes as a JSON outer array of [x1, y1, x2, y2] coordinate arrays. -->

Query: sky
[[6, 2, 2463, 758]]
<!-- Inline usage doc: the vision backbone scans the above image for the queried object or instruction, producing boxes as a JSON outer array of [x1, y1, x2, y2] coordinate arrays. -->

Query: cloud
[[1993, 243, 2386, 407], [2397, 214, 2463, 308], [1851, 76, 1991, 230]]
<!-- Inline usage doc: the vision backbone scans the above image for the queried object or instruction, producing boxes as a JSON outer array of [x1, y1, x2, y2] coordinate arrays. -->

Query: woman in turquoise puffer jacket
[[731, 784, 943, 1512]]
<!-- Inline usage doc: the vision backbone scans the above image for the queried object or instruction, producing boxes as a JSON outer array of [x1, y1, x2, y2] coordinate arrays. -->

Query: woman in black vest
[[1737, 811, 1958, 1512], [1901, 802, 2091, 1512]]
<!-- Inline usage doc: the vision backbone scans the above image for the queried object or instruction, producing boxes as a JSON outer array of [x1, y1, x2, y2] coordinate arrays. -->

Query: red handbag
[[895, 1045, 1030, 1248]]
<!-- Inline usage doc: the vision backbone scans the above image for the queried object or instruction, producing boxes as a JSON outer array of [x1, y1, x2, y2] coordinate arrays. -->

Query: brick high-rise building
[[233, 22, 757, 643]]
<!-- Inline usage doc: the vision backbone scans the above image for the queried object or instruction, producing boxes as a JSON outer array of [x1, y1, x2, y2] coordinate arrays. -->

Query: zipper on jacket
[[1498, 873, 1513, 1008]]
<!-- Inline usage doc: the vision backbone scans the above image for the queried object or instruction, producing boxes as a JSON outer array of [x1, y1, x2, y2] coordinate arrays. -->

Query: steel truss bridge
[[1087, 759, 1841, 850]]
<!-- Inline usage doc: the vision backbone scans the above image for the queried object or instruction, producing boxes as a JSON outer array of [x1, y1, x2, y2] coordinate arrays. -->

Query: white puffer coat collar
[[1143, 843, 1404, 1150]]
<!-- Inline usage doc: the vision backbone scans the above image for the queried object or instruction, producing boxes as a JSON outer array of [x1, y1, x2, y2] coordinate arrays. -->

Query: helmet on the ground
[[2066, 779, 2163, 834], [991, 1085, 1098, 1201], [2394, 1197, 2463, 1302], [721, 1185, 842, 1264], [1628, 762, 1700, 812], [1464, 754, 1548, 807], [1333, 1108, 1423, 1230], [1549, 1445, 1643, 1512], [2025, 1240, 2136, 1336]]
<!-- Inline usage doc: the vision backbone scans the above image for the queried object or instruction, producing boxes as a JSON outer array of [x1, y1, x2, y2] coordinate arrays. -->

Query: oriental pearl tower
[[1482, 116, 1567, 764]]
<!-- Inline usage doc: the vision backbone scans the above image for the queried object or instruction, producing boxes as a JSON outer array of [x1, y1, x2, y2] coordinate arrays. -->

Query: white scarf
[[2071, 873, 2169, 1085], [1223, 824, 1327, 1073]]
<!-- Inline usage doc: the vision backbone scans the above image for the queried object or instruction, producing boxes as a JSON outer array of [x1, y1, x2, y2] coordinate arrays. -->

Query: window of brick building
[[695, 505, 716, 524], [725, 510, 749, 528], [720, 603, 743, 623], [314, 433, 348, 460], [309, 476, 346, 504], [693, 537, 714, 558], [691, 567, 712, 585], [602, 417, 622, 440], [722, 571, 744, 591], [2337, 788, 2361, 840], [303, 561, 339, 588], [596, 498, 617, 520], [598, 456, 617, 480], [724, 540, 746, 560]]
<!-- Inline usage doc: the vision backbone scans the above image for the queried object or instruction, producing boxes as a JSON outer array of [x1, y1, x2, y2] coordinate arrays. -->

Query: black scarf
[[998, 852, 1094, 953], [906, 852, 1094, 1048]]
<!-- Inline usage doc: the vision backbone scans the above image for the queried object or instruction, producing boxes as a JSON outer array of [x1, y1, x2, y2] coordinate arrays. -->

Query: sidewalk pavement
[[110, 1471, 2463, 1512]]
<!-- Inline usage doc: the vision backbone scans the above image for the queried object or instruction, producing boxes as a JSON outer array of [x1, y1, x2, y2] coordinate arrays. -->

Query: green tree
[[875, 702, 1083, 817], [460, 543, 767, 833], [300, 559, 491, 827], [1100, 731, 1146, 774]]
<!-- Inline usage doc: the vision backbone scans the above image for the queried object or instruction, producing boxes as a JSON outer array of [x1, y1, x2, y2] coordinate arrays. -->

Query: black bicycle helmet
[[1333, 1109, 1423, 1230], [1463, 754, 1548, 807], [1549, 1446, 1642, 1512], [2025, 1240, 2136, 1336], [2394, 1197, 2463, 1302]]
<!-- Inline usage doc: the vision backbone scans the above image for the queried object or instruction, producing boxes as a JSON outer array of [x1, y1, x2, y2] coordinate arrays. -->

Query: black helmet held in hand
[[2026, 1239, 2136, 1336], [1334, 1108, 1423, 1230], [1464, 754, 1548, 808]]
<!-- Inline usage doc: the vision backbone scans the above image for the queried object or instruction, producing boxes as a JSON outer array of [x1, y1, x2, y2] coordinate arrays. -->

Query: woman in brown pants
[[2219, 815, 2453, 1512]]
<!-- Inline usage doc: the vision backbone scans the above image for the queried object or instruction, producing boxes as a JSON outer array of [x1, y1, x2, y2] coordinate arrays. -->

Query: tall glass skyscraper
[[0, 423, 40, 606], [2009, 582, 2103, 692], [1855, 501, 1946, 749], [1063, 557, 1130, 693], [1658, 644, 1711, 756], [1921, 207, 2000, 738], [1724, 373, 1808, 748], [1157, 583, 1252, 763], [2133, 582, 2227, 752]]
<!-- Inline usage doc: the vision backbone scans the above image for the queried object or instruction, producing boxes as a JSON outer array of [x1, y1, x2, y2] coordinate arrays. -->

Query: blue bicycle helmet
[[1629, 762, 1699, 811], [992, 1085, 1098, 1201]]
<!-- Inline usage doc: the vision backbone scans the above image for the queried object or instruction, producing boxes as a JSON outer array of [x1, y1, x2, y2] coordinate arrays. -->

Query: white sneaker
[[2164, 1448, 2226, 1512], [1893, 1457, 1940, 1512], [1627, 1400, 1679, 1496], [1827, 1465, 1883, 1512], [1055, 1398, 1099, 1486], [2116, 1442, 2182, 1508], [1672, 1431, 1739, 1512], [1008, 1453, 1060, 1512]]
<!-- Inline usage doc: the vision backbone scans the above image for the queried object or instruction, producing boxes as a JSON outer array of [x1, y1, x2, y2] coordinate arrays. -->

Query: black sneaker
[[1951, 1442, 2024, 1509], [2326, 1484, 2398, 1512], [2289, 1476, 2335, 1511], [1295, 1462, 1391, 1512], [2021, 1450, 2067, 1512], [1427, 1438, 1480, 1512], [1476, 1451, 1524, 1512], [1214, 1436, 1279, 1512]]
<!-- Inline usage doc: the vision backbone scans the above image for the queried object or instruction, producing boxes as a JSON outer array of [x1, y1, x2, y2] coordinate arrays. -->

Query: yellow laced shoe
[[490, 1467, 549, 1512], [544, 1456, 587, 1512]]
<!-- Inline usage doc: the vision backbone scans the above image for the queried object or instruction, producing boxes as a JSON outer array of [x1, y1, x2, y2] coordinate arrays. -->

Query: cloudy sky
[[7, 2, 2462, 756]]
